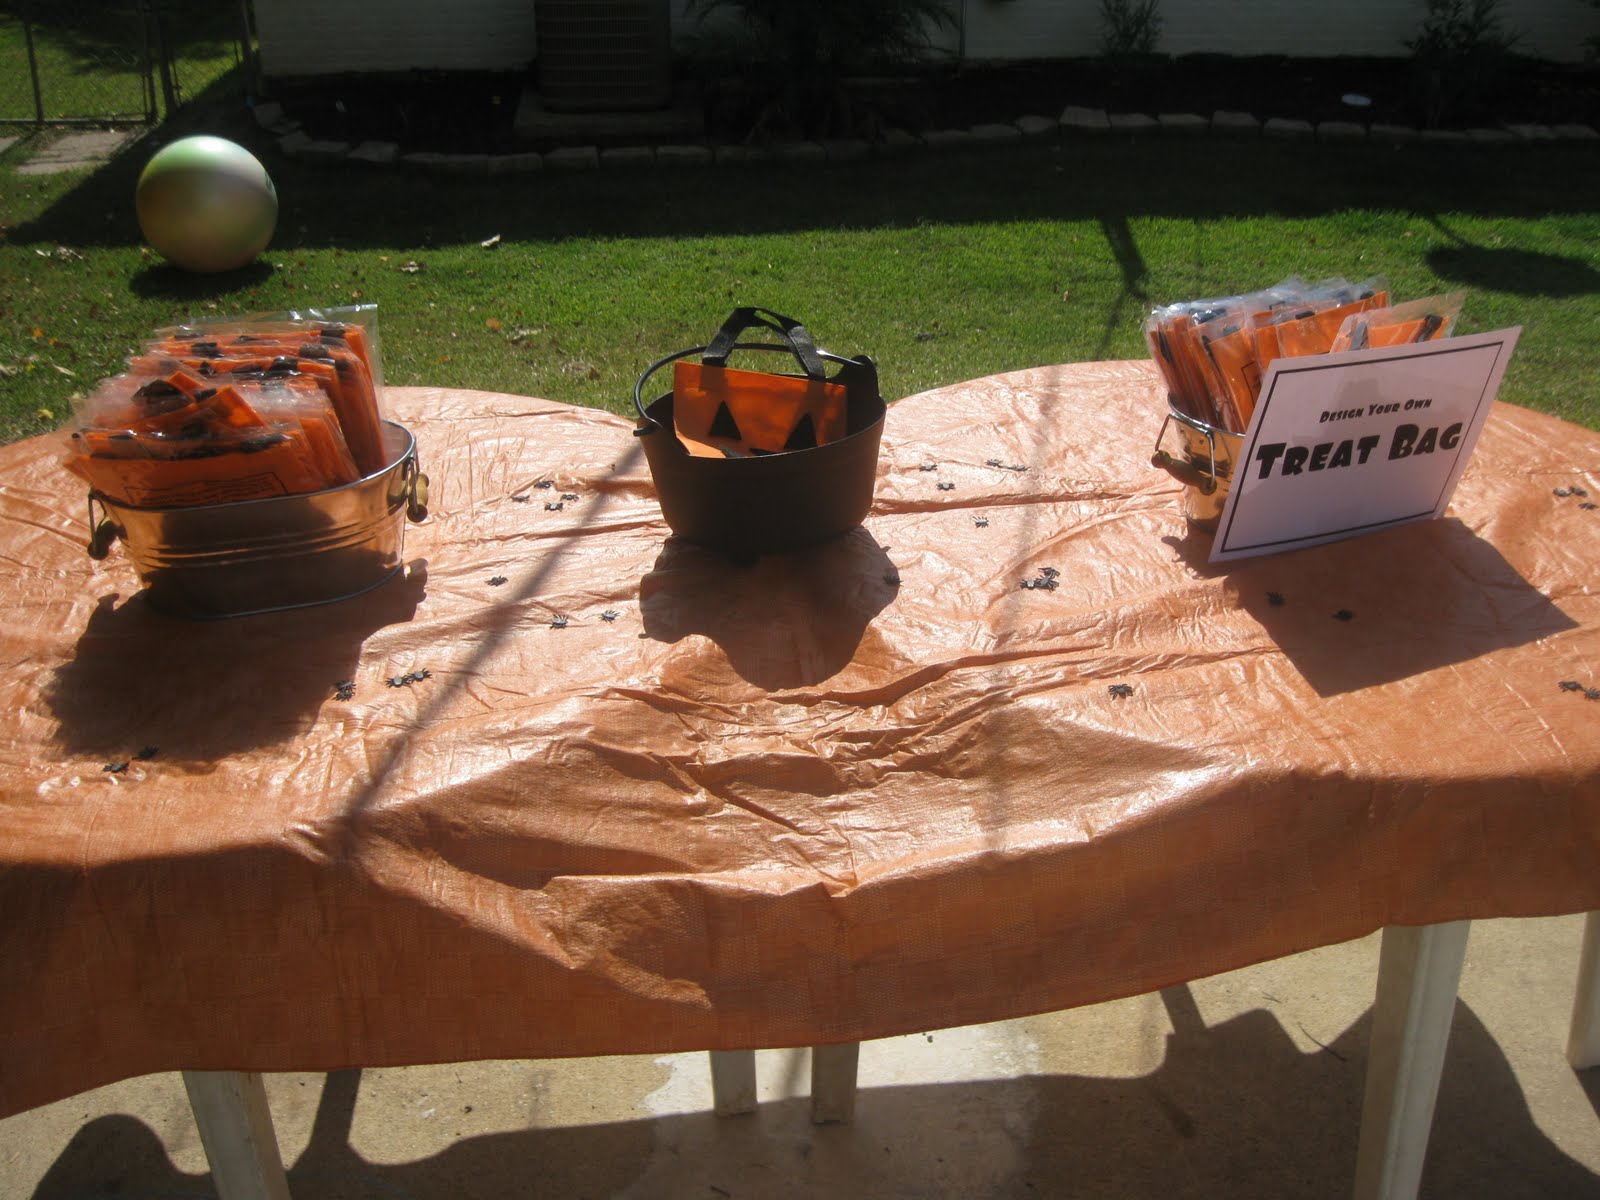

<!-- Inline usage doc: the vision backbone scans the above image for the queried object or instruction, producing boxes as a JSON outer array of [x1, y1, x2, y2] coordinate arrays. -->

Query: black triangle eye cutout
[[784, 412, 818, 451], [708, 401, 743, 443]]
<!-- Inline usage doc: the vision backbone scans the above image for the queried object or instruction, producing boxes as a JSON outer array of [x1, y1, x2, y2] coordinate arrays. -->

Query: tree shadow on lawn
[[1427, 243, 1600, 298], [12, 122, 1600, 257], [1420, 211, 1600, 298]]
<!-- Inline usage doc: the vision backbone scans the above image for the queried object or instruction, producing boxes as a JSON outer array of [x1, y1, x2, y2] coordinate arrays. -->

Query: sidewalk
[[2, 914, 1595, 1198], [8, 129, 144, 176]]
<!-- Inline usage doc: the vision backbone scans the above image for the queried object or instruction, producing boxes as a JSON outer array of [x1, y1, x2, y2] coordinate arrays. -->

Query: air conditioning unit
[[534, 0, 672, 112], [255, 0, 538, 78]]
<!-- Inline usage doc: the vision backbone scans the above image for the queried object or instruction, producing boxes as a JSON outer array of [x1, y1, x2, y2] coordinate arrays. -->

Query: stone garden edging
[[253, 99, 1600, 174]]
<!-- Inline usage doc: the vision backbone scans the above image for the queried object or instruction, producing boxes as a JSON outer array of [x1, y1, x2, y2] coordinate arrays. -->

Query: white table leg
[[708, 1049, 757, 1116], [1567, 910, 1600, 1069], [1352, 920, 1470, 1200], [810, 1042, 860, 1124], [181, 1070, 291, 1200]]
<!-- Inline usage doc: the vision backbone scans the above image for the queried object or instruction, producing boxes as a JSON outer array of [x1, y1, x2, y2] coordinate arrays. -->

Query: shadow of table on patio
[[29, 988, 1599, 1200]]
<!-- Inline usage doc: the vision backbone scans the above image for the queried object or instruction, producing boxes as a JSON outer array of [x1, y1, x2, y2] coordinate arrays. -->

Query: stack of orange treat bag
[[64, 308, 388, 510], [1146, 279, 1465, 433]]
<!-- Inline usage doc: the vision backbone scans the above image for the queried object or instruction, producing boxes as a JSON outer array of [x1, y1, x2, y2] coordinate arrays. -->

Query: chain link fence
[[1, 1, 254, 127]]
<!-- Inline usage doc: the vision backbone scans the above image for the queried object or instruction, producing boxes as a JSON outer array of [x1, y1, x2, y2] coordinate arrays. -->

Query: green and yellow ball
[[135, 135, 278, 274]]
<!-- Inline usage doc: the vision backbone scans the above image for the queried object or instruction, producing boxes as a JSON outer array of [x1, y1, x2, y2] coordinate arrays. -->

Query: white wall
[[671, 0, 1600, 66], [255, 0, 1600, 78], [256, 0, 538, 78], [948, 0, 1599, 64]]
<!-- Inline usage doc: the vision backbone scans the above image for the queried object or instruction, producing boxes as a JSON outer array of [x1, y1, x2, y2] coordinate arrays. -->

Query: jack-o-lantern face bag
[[667, 309, 849, 459]]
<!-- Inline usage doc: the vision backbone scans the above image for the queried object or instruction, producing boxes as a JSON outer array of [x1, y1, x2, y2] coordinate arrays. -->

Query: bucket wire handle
[[633, 343, 708, 433], [399, 443, 429, 522], [1150, 413, 1219, 495], [86, 493, 118, 560], [407, 467, 430, 522]]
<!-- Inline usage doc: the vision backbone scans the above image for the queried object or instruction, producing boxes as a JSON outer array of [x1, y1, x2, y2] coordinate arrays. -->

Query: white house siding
[[948, 0, 1599, 65], [255, 0, 538, 77], [254, 0, 1599, 77], [667, 1, 1600, 67]]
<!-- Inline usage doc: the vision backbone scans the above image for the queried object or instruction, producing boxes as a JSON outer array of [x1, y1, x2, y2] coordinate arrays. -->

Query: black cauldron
[[633, 308, 886, 557]]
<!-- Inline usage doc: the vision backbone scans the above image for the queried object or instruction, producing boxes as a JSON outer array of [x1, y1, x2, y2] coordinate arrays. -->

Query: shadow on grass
[[1422, 212, 1600, 297], [28, 993, 1600, 1199], [129, 259, 274, 300], [1427, 244, 1600, 298], [11, 114, 1600, 257]]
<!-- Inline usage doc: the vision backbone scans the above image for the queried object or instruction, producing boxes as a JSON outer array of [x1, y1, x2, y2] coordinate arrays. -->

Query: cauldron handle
[[633, 344, 707, 432], [702, 307, 828, 380]]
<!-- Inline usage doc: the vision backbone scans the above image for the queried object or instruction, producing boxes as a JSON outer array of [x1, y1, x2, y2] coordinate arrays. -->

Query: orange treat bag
[[1268, 292, 1390, 360], [148, 343, 383, 477], [1198, 321, 1263, 430], [671, 360, 848, 459], [1256, 278, 1389, 367], [1146, 307, 1220, 422], [65, 380, 330, 506], [151, 309, 389, 476], [236, 374, 360, 488], [1331, 291, 1466, 352]]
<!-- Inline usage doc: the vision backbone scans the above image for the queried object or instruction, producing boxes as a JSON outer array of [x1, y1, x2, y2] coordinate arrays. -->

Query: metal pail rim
[[89, 420, 416, 518]]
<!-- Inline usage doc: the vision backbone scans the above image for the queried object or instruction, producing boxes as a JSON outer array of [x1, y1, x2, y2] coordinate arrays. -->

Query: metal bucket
[[86, 420, 429, 618], [1150, 403, 1243, 531]]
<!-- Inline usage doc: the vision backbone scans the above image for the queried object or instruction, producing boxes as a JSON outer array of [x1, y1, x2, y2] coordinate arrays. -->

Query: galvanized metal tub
[[86, 420, 428, 618]]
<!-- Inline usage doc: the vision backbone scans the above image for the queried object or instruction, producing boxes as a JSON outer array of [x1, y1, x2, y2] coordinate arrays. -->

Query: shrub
[[683, 0, 957, 140], [1099, 0, 1163, 58], [1406, 0, 1522, 127]]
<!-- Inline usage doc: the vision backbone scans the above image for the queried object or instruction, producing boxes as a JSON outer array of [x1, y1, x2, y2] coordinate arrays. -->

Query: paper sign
[[1210, 327, 1521, 562]]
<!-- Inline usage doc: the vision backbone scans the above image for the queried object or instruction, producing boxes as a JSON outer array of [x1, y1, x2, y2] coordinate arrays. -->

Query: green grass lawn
[[0, 3, 244, 124], [2, 127, 1598, 447]]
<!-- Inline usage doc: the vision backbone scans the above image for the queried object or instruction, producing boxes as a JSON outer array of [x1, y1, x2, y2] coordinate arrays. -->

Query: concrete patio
[[3, 913, 1596, 1198]]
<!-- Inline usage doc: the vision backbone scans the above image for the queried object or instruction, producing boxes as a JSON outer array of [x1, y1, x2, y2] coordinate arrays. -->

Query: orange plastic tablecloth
[[3, 362, 1598, 1118]]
